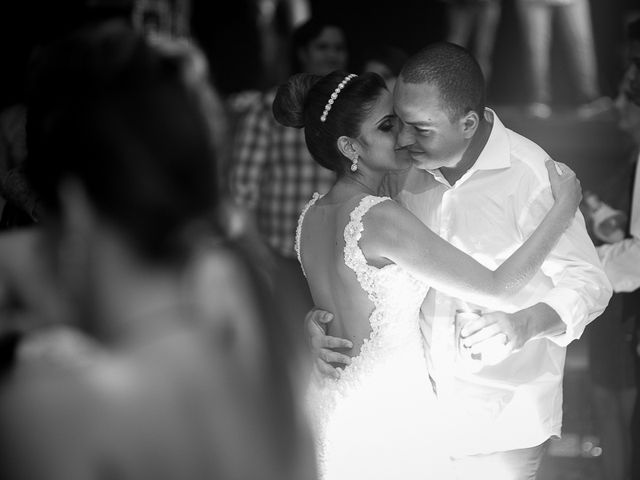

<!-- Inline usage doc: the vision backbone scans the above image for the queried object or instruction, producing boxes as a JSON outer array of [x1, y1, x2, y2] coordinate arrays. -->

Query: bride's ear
[[337, 136, 359, 160]]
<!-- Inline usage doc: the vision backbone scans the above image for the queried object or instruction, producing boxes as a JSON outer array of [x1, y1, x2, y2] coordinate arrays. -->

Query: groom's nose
[[396, 122, 415, 149]]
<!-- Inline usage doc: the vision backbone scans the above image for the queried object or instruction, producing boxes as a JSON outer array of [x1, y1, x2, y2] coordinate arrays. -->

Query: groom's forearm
[[517, 302, 566, 343]]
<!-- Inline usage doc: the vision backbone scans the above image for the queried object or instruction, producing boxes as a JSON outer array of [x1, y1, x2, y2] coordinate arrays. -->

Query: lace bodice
[[299, 194, 452, 479], [329, 195, 430, 393]]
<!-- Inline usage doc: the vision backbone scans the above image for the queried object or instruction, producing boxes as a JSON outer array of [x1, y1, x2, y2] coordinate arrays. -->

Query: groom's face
[[393, 79, 469, 171]]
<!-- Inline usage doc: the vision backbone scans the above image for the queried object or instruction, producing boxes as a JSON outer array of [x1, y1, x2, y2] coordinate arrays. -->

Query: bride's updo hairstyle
[[273, 71, 387, 176]]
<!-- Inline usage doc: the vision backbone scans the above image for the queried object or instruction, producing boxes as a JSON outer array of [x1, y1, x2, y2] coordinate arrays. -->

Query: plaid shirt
[[230, 90, 335, 258]]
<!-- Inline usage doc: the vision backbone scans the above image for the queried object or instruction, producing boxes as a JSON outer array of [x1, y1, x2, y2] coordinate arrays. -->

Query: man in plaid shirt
[[230, 89, 335, 259], [229, 17, 347, 333]]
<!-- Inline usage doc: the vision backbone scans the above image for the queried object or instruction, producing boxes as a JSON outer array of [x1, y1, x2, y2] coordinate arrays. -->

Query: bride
[[272, 71, 580, 479]]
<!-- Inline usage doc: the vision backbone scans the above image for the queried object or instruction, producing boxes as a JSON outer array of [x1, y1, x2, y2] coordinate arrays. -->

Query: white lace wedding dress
[[296, 194, 454, 480]]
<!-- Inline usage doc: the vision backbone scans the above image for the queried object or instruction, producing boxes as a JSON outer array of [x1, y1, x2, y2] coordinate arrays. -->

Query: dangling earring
[[350, 155, 359, 172]]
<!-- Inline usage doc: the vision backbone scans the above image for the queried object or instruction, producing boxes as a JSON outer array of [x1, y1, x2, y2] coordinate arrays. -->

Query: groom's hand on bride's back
[[305, 308, 352, 379]]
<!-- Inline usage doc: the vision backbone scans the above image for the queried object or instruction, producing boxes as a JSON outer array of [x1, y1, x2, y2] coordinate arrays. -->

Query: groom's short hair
[[399, 42, 485, 120]]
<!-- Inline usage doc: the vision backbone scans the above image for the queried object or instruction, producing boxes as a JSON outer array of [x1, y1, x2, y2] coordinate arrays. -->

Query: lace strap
[[343, 195, 391, 302], [295, 192, 323, 278]]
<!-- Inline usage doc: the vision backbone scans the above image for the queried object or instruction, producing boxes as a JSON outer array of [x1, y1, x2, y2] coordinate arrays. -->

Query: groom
[[307, 42, 612, 479]]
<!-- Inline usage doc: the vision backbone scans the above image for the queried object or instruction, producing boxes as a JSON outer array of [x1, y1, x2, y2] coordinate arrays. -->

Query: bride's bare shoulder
[[360, 197, 414, 227], [359, 197, 434, 253]]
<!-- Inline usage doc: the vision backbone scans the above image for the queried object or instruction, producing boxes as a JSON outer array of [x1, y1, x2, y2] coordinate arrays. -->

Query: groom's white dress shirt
[[597, 153, 640, 292], [395, 109, 612, 456]]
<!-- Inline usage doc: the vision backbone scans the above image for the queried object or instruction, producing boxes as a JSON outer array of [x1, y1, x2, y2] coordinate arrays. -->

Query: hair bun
[[273, 73, 321, 128]]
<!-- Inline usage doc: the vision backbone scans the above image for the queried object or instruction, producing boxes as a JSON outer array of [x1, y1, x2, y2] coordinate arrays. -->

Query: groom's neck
[[441, 117, 492, 186]]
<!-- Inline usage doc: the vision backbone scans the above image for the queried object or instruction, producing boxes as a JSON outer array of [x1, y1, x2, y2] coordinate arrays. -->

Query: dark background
[[0, 0, 634, 105], [0, 0, 636, 195]]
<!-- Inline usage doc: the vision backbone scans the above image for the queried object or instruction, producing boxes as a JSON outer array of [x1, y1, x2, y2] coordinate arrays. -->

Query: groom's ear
[[460, 110, 479, 139], [336, 136, 358, 160]]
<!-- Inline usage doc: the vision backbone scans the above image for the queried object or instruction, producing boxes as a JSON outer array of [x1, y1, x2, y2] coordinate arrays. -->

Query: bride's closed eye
[[378, 117, 396, 132]]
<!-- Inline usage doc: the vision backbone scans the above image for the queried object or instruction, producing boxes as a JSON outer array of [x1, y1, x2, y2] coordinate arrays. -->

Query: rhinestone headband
[[320, 73, 357, 122]]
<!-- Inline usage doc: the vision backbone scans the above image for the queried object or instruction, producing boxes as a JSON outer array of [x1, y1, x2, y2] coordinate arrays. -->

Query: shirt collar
[[471, 108, 511, 172]]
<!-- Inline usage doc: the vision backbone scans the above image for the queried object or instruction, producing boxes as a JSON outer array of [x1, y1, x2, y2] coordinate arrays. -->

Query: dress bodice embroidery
[[343, 195, 392, 304], [341, 195, 429, 366]]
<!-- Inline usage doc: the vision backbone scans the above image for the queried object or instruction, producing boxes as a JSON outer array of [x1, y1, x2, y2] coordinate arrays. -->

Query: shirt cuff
[[540, 287, 589, 347]]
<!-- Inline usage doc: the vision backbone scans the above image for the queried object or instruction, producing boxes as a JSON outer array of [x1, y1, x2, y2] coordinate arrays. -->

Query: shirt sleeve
[[519, 179, 613, 347], [229, 102, 271, 210], [597, 238, 640, 293]]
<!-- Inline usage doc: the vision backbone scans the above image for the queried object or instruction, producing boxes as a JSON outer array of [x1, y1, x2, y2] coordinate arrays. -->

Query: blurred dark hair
[[290, 17, 346, 73], [25, 21, 220, 263], [400, 41, 485, 120], [273, 71, 387, 177], [361, 44, 408, 77], [628, 17, 640, 42]]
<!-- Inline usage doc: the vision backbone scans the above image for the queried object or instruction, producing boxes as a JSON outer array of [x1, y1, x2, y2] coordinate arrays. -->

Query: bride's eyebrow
[[375, 114, 395, 126]]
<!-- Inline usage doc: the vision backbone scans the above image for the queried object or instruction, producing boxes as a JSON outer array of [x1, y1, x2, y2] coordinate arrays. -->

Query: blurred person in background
[[255, 0, 312, 88], [360, 43, 408, 91], [514, 0, 612, 119], [0, 1, 140, 232], [441, 0, 502, 83], [588, 17, 640, 480], [595, 19, 640, 299], [0, 102, 38, 229], [0, 21, 315, 480], [229, 16, 347, 343]]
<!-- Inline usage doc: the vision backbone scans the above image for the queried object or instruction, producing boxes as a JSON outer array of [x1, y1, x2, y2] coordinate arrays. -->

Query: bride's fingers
[[544, 159, 557, 174], [545, 159, 564, 178], [556, 161, 576, 179], [555, 161, 574, 176], [555, 161, 565, 175]]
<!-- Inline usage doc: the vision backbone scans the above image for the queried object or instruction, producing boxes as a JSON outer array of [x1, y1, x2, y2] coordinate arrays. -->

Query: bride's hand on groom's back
[[546, 160, 582, 214], [305, 308, 352, 379]]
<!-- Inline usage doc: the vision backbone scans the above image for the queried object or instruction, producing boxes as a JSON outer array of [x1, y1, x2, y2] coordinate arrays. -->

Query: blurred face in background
[[616, 90, 640, 145], [629, 39, 640, 69], [616, 62, 640, 145], [363, 60, 397, 91], [298, 26, 347, 75]]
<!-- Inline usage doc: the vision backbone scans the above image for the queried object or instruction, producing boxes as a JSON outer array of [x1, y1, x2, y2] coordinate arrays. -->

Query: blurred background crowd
[[0, 0, 639, 479]]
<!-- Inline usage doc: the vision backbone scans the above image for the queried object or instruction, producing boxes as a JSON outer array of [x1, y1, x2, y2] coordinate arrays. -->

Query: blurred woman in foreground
[[0, 21, 315, 480]]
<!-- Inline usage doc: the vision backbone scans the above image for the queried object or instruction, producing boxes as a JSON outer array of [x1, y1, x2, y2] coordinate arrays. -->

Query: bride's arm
[[363, 161, 581, 307]]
